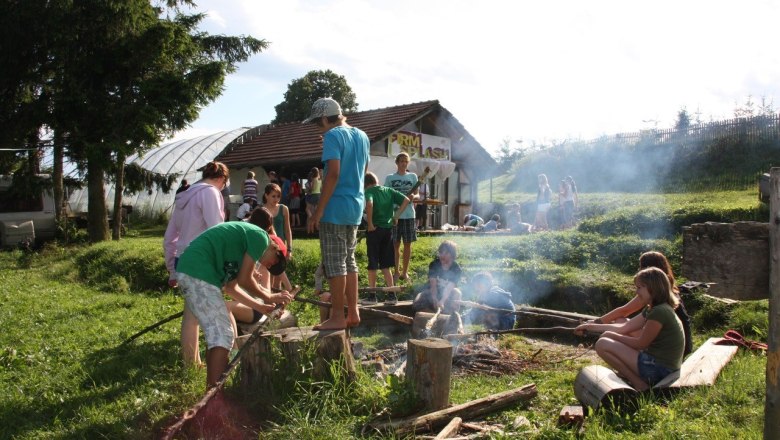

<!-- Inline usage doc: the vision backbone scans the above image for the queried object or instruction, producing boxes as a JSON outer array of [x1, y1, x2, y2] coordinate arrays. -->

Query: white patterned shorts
[[178, 273, 234, 351], [319, 222, 359, 278]]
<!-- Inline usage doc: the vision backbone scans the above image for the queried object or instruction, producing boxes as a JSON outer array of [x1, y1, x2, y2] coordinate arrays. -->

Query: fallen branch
[[365, 383, 537, 436], [433, 417, 462, 439], [160, 286, 301, 440], [121, 311, 183, 345]]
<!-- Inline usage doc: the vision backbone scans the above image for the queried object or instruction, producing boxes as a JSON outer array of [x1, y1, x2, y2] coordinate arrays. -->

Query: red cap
[[269, 235, 289, 258]]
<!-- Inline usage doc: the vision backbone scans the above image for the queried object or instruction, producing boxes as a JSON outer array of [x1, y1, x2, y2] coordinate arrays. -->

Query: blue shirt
[[321, 126, 370, 225], [384, 172, 417, 219]]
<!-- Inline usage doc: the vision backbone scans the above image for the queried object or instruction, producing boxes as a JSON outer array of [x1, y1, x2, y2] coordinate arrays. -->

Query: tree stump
[[406, 338, 453, 411], [239, 326, 355, 399]]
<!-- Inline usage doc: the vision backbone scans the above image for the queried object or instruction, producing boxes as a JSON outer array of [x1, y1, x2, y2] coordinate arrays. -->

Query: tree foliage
[[273, 70, 358, 124], [0, 0, 268, 242]]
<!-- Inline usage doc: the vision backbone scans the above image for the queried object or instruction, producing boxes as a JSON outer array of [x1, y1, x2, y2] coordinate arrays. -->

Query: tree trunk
[[87, 154, 109, 242], [52, 131, 64, 222], [766, 167, 780, 439], [407, 338, 453, 411], [112, 154, 124, 240]]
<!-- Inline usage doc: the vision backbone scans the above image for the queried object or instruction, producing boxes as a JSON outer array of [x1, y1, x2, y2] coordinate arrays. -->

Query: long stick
[[121, 311, 183, 345], [455, 300, 584, 325], [294, 295, 414, 325], [160, 286, 301, 440], [443, 326, 581, 340], [359, 286, 404, 293]]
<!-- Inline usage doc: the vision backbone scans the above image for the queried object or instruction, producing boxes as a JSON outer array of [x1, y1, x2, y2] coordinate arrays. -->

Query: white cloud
[[174, 0, 780, 155]]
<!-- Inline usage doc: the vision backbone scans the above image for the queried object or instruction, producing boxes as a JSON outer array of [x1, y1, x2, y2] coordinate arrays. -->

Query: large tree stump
[[239, 326, 355, 399], [406, 338, 453, 411]]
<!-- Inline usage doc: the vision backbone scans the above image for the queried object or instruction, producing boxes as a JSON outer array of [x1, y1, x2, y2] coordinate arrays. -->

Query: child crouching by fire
[[464, 272, 516, 331]]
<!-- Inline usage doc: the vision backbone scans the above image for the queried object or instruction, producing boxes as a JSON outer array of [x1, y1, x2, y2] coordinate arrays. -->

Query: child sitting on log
[[465, 272, 516, 331], [575, 267, 685, 391], [412, 240, 463, 315]]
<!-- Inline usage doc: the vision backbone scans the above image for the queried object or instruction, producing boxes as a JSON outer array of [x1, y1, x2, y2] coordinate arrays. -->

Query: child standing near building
[[305, 97, 370, 331], [385, 152, 418, 283], [262, 183, 293, 291], [363, 172, 411, 304], [575, 267, 685, 391]]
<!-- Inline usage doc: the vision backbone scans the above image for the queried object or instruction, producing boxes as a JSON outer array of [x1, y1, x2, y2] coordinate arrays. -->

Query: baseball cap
[[302, 97, 342, 123], [268, 235, 288, 275]]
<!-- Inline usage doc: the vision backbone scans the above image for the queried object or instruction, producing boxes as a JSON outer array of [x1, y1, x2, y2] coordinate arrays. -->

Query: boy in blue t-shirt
[[305, 97, 370, 331], [466, 271, 516, 331]]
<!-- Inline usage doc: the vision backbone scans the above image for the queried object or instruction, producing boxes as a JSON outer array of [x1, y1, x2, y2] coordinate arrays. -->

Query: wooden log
[[365, 383, 537, 436], [573, 365, 638, 410], [412, 311, 452, 338], [768, 167, 780, 439], [359, 286, 404, 293], [406, 338, 453, 411], [433, 417, 462, 439], [294, 295, 413, 325]]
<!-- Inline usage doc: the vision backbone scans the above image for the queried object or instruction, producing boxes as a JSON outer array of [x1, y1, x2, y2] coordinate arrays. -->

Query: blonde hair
[[634, 267, 679, 308], [438, 240, 458, 259], [395, 152, 411, 163]]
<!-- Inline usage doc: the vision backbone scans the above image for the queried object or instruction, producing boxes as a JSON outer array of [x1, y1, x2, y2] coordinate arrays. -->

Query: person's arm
[[282, 205, 293, 255], [163, 212, 179, 284], [393, 196, 412, 224], [575, 312, 646, 335], [308, 159, 340, 233], [438, 280, 456, 307], [366, 199, 376, 231], [602, 316, 662, 350], [599, 295, 645, 323], [229, 254, 292, 308]]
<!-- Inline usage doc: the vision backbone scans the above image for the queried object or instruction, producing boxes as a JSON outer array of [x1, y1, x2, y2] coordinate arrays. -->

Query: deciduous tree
[[273, 70, 358, 124]]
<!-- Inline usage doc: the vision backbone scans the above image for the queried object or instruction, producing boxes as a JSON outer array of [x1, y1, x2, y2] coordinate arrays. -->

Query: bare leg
[[181, 305, 201, 366], [595, 337, 649, 391], [318, 292, 331, 323], [381, 268, 394, 287], [226, 301, 254, 323], [206, 347, 229, 388], [368, 269, 377, 288], [345, 271, 360, 327], [401, 242, 412, 278], [393, 240, 401, 277], [315, 275, 348, 330]]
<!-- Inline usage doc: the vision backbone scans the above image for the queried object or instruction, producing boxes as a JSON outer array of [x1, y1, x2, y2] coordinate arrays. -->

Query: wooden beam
[[766, 168, 780, 439], [653, 337, 738, 389], [365, 383, 537, 436]]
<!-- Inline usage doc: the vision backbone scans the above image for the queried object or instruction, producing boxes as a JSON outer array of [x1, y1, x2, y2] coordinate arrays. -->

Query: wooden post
[[766, 167, 780, 439], [406, 338, 453, 411]]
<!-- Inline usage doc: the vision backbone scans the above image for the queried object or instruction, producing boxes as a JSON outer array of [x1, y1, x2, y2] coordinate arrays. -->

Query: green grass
[[0, 189, 770, 438]]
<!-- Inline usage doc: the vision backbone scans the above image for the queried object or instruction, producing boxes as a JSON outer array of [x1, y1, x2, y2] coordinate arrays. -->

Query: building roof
[[215, 100, 496, 175]]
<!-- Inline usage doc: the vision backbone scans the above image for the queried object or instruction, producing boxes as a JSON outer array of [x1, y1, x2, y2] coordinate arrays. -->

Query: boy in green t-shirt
[[364, 172, 410, 304], [176, 221, 293, 388]]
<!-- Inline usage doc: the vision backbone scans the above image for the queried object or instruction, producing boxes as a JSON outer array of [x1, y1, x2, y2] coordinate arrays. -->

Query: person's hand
[[307, 211, 322, 233], [574, 322, 590, 336], [258, 303, 275, 314], [392, 217, 399, 226], [269, 291, 293, 306], [367, 223, 376, 232]]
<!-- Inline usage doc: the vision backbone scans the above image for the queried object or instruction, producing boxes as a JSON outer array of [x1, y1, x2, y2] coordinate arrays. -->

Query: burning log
[[407, 338, 453, 411], [365, 383, 537, 436]]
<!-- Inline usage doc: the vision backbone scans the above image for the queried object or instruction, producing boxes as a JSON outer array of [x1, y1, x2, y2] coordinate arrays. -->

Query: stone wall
[[682, 221, 769, 300]]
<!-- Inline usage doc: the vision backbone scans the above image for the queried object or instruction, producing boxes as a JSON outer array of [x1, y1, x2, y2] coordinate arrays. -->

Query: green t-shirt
[[365, 185, 407, 229], [643, 303, 685, 370], [177, 222, 269, 288]]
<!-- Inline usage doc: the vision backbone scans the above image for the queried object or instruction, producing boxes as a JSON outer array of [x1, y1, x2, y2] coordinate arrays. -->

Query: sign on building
[[388, 130, 451, 161]]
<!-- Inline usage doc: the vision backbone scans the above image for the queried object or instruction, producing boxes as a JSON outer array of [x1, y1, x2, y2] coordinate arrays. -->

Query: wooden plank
[[433, 417, 462, 439], [653, 337, 738, 389]]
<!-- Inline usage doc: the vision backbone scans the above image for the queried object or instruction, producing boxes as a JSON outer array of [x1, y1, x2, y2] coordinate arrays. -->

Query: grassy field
[[0, 189, 769, 439]]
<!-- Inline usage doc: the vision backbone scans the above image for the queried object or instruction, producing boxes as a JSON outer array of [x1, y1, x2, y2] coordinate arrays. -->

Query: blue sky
[[169, 0, 780, 156]]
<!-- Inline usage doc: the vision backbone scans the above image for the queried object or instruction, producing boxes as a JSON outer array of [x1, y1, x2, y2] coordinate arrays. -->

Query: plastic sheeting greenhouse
[[68, 127, 251, 217]]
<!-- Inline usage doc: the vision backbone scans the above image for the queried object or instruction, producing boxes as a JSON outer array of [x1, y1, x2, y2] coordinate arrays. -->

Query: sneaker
[[360, 295, 377, 305], [384, 293, 398, 305]]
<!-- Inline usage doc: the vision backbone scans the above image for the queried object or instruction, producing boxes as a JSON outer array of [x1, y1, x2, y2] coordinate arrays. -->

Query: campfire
[[451, 337, 540, 376]]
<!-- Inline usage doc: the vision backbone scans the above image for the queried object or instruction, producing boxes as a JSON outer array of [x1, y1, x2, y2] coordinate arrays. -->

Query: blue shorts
[[637, 351, 675, 386]]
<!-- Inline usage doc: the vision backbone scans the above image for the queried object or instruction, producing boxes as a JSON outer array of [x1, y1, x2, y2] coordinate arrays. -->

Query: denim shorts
[[637, 351, 675, 386]]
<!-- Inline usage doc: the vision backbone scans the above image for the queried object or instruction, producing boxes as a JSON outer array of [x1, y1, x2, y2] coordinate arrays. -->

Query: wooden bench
[[574, 337, 739, 409]]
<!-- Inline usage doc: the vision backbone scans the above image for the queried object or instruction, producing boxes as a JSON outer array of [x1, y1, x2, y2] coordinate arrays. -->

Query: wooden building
[[216, 100, 497, 228]]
